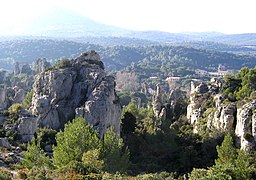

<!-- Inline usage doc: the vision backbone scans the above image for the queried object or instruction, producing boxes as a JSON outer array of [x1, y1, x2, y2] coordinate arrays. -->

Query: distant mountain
[[207, 33, 256, 45], [5, 8, 130, 37], [1, 7, 256, 46]]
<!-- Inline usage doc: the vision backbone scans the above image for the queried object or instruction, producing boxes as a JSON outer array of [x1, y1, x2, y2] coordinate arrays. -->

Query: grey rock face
[[0, 87, 7, 109], [152, 85, 164, 120], [20, 64, 33, 74], [207, 103, 236, 132], [235, 101, 256, 150], [33, 58, 51, 74], [0, 138, 11, 149], [17, 117, 37, 142], [30, 51, 121, 137]]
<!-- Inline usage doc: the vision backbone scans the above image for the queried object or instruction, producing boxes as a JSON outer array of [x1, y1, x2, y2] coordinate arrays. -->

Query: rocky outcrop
[[0, 87, 8, 110], [187, 79, 235, 133], [187, 81, 207, 125], [186, 78, 256, 150], [207, 103, 236, 133], [30, 51, 121, 138], [0, 138, 11, 149], [17, 117, 38, 142], [152, 85, 165, 119], [235, 101, 256, 151], [33, 58, 51, 74]]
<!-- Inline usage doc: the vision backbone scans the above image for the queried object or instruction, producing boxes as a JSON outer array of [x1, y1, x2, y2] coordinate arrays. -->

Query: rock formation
[[152, 85, 166, 127], [207, 103, 236, 133], [187, 79, 236, 133], [30, 51, 121, 138], [235, 101, 256, 151], [187, 78, 256, 150], [33, 58, 51, 74]]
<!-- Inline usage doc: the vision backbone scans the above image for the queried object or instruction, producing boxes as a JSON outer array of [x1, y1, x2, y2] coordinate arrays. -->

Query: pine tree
[[102, 128, 130, 173], [52, 117, 101, 168]]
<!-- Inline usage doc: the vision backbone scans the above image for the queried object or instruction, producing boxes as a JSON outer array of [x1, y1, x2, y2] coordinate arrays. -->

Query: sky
[[0, 0, 256, 35]]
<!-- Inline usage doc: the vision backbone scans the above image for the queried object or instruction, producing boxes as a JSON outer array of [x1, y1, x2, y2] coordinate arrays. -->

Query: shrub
[[8, 103, 22, 115], [17, 169, 29, 179], [21, 139, 52, 169], [57, 172, 84, 180], [59, 160, 86, 175], [55, 58, 71, 68]]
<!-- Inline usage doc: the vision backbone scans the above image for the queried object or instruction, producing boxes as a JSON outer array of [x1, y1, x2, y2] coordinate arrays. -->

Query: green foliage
[[122, 100, 140, 120], [222, 66, 256, 101], [23, 89, 34, 109], [21, 138, 52, 169], [8, 103, 22, 115], [82, 149, 104, 173], [52, 117, 101, 168], [190, 134, 256, 179], [189, 168, 209, 180], [102, 128, 130, 173], [55, 58, 71, 68], [34, 128, 57, 151], [59, 160, 86, 175], [215, 134, 237, 165]]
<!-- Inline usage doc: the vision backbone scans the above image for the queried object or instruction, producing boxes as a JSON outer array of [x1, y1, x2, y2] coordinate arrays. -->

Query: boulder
[[17, 117, 37, 142], [0, 138, 11, 149]]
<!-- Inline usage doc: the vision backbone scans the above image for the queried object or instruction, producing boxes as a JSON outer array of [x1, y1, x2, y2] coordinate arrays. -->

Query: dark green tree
[[102, 128, 130, 173], [52, 117, 101, 168]]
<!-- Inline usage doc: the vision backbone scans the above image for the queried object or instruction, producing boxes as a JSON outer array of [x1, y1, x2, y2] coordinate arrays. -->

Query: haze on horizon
[[0, 0, 256, 35]]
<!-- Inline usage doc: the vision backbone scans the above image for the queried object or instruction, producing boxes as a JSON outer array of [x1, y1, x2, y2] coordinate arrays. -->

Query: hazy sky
[[0, 0, 255, 34]]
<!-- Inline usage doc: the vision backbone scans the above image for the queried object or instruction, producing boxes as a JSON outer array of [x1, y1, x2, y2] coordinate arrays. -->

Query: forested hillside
[[1, 38, 256, 72]]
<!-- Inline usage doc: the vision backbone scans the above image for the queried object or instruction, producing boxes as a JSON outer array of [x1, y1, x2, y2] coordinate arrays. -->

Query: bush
[[8, 103, 22, 115], [21, 139, 52, 169], [17, 169, 29, 179], [57, 172, 84, 180], [59, 160, 86, 175], [55, 58, 71, 68]]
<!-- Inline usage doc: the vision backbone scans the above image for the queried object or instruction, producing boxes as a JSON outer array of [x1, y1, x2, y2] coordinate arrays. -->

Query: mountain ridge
[[1, 7, 256, 45]]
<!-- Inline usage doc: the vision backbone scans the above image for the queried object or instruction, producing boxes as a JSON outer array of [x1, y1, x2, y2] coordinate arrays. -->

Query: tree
[[215, 134, 237, 166], [52, 117, 101, 168], [23, 89, 34, 109], [102, 128, 130, 173], [234, 150, 255, 180], [21, 138, 52, 169]]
